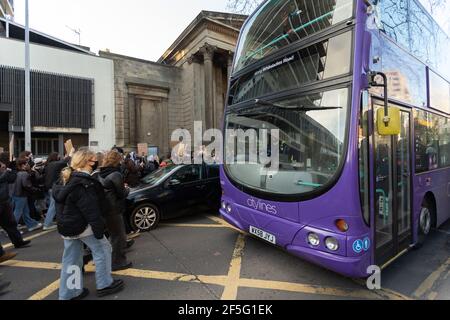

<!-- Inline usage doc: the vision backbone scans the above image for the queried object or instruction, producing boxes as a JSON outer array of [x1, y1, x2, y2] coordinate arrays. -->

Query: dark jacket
[[97, 167, 129, 216], [122, 159, 141, 188], [12, 171, 34, 198], [43, 159, 69, 191], [53, 172, 106, 239], [0, 169, 16, 204]]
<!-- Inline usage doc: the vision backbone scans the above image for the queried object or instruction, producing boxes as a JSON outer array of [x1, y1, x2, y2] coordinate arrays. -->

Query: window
[[415, 110, 446, 173], [380, 37, 427, 107], [225, 88, 349, 196], [172, 165, 201, 184], [359, 92, 370, 225], [380, 0, 450, 80], [429, 70, 450, 114], [229, 31, 352, 105], [233, 0, 354, 72]]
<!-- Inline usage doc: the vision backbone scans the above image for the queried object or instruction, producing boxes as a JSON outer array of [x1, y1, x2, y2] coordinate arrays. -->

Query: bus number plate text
[[250, 226, 276, 244]]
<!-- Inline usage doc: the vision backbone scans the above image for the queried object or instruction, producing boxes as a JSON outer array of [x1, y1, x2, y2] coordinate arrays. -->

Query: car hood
[[128, 182, 159, 197]]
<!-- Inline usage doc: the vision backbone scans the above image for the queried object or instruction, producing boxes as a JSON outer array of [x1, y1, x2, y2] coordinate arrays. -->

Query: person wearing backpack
[[96, 150, 132, 271], [53, 149, 124, 300]]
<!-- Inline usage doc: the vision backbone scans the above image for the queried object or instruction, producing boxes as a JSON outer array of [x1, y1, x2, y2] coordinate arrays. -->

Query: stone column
[[227, 51, 234, 80], [200, 43, 217, 130], [128, 95, 136, 148]]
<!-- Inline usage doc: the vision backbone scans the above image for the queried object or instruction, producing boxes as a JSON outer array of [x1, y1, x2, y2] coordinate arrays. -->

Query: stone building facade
[[101, 11, 247, 156]]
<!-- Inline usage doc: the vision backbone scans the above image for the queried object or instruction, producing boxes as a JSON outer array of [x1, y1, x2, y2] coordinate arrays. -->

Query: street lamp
[[24, 0, 31, 152]]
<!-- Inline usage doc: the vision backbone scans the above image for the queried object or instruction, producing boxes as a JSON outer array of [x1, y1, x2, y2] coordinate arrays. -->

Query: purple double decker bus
[[220, 0, 450, 277]]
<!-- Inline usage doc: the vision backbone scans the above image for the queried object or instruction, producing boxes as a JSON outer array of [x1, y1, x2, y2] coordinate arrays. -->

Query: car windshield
[[140, 165, 178, 185], [225, 88, 349, 195], [234, 0, 354, 72]]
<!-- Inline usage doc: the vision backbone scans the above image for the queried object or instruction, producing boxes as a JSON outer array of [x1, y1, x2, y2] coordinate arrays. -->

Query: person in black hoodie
[[96, 150, 132, 271], [42, 151, 72, 230], [0, 153, 31, 254], [53, 149, 124, 300]]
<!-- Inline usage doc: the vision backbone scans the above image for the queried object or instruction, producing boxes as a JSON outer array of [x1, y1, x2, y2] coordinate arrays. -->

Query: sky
[[12, 0, 232, 61], [11, 0, 450, 62]]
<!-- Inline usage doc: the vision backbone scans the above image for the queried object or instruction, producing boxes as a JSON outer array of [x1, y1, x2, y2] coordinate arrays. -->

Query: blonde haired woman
[[53, 149, 124, 300]]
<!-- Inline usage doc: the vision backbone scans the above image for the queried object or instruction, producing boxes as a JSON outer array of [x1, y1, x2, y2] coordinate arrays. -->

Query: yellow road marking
[[160, 223, 227, 229], [428, 292, 438, 300], [239, 278, 379, 299], [221, 234, 246, 300], [0, 258, 414, 300], [3, 229, 56, 250], [28, 279, 60, 300], [0, 260, 61, 270], [205, 215, 246, 234], [112, 267, 228, 286], [413, 258, 450, 299], [351, 279, 412, 300]]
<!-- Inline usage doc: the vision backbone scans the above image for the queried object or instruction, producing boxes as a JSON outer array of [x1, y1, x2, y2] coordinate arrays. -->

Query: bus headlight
[[221, 201, 227, 210], [226, 204, 232, 214], [325, 237, 339, 251], [307, 233, 320, 246]]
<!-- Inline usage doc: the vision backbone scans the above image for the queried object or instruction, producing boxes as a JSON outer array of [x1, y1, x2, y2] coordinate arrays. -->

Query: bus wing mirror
[[377, 107, 401, 136]]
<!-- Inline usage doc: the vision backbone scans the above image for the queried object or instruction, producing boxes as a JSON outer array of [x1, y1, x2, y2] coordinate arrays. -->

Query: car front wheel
[[130, 204, 161, 232]]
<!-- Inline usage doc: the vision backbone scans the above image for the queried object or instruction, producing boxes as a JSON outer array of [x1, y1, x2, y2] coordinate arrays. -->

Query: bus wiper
[[255, 99, 342, 112]]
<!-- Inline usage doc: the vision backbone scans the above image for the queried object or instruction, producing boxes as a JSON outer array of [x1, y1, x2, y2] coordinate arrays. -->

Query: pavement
[[0, 212, 449, 300]]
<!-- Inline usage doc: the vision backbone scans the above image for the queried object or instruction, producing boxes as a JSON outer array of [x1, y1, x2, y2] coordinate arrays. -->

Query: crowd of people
[[0, 146, 174, 299]]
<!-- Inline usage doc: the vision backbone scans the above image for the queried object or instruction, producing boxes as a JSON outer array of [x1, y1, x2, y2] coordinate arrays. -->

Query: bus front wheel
[[417, 199, 433, 247]]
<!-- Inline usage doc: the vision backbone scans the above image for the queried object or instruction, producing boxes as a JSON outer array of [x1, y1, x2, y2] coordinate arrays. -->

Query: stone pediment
[[158, 11, 247, 66]]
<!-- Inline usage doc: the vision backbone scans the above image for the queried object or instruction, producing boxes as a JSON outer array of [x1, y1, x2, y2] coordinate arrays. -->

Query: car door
[[164, 165, 204, 217], [201, 164, 221, 209]]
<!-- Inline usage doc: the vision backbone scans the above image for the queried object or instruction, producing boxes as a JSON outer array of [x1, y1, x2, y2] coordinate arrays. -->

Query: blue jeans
[[44, 190, 56, 228], [12, 196, 38, 229], [59, 235, 114, 300]]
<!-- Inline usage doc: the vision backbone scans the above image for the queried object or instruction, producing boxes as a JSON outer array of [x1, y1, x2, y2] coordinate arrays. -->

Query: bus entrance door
[[373, 101, 412, 266]]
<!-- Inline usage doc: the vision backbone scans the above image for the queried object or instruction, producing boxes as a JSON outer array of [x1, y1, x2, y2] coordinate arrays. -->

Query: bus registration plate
[[250, 226, 276, 244]]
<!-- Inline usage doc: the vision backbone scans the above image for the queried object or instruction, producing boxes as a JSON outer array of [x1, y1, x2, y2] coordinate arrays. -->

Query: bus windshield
[[234, 0, 354, 73], [225, 88, 349, 196]]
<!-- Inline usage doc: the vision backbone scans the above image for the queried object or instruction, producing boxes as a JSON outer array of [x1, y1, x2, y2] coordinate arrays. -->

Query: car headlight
[[307, 233, 320, 246], [325, 237, 339, 251]]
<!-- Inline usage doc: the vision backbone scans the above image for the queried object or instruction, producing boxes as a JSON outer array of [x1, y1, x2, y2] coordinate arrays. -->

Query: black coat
[[43, 159, 69, 191], [97, 167, 129, 216], [0, 170, 16, 204], [53, 172, 106, 239]]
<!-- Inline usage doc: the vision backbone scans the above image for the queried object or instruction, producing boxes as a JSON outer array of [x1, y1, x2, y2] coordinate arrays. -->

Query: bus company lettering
[[254, 55, 295, 76], [247, 198, 277, 215]]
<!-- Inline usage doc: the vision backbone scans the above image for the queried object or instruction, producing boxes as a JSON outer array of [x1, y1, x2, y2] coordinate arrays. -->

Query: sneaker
[[71, 288, 90, 300], [112, 262, 133, 272], [14, 240, 31, 249], [127, 231, 140, 240], [43, 224, 57, 231], [28, 223, 43, 232], [97, 279, 124, 298], [0, 252, 17, 264], [126, 239, 135, 249]]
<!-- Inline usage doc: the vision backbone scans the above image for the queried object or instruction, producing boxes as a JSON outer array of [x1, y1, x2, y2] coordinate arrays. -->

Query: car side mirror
[[168, 179, 181, 187]]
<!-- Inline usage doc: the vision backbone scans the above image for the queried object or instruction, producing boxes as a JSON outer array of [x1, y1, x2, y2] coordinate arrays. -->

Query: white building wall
[[0, 37, 115, 152]]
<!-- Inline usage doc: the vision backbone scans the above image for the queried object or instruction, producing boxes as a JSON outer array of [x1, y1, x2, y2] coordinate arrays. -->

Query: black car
[[125, 163, 221, 231]]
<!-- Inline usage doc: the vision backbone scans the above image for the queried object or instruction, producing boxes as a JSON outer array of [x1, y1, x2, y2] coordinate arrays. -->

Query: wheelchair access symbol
[[353, 237, 371, 254], [352, 240, 364, 254]]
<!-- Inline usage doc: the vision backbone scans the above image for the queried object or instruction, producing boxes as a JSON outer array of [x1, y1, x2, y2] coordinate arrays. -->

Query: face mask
[[91, 161, 99, 172]]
